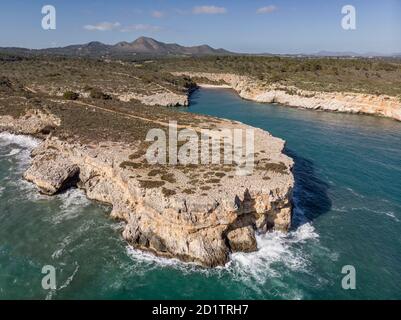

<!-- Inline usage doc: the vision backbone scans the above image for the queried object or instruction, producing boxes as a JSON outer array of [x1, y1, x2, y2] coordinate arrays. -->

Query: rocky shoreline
[[175, 72, 401, 121], [0, 108, 294, 267]]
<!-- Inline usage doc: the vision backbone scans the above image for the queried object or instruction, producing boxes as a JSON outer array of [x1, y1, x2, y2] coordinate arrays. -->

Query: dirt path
[[50, 99, 210, 131]]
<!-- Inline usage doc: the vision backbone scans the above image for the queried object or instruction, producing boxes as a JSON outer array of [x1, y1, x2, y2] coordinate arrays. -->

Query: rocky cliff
[[173, 72, 401, 121], [0, 109, 294, 267]]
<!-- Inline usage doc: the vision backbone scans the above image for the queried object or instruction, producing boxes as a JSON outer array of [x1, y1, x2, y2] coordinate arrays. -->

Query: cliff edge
[[0, 106, 294, 267], [173, 72, 401, 121]]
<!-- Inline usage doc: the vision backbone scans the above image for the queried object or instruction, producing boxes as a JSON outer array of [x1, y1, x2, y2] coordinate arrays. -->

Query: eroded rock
[[23, 151, 80, 195], [173, 72, 401, 122], [1, 110, 294, 267], [226, 226, 257, 253]]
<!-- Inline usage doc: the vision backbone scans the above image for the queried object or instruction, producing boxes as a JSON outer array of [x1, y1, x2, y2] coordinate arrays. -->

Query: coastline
[[178, 72, 401, 122], [0, 106, 295, 267]]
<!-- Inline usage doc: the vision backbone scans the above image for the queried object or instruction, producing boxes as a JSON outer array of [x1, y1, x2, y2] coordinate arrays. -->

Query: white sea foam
[[125, 220, 318, 300], [0, 132, 40, 178], [0, 134, 94, 226], [346, 187, 365, 199], [384, 211, 400, 222], [351, 206, 400, 222], [45, 263, 80, 300], [0, 148, 21, 157], [332, 206, 348, 213], [126, 245, 203, 275], [58, 263, 80, 291], [51, 235, 73, 260], [228, 222, 318, 279], [48, 189, 92, 224], [0, 132, 39, 149], [126, 221, 319, 281], [125, 191, 320, 297]]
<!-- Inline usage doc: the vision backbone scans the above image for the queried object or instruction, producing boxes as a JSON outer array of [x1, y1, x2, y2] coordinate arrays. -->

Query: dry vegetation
[[145, 56, 401, 97], [0, 53, 196, 99]]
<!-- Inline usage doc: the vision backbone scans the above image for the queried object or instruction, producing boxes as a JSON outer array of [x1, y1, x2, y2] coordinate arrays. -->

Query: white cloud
[[151, 10, 165, 18], [120, 24, 162, 32], [256, 5, 278, 14], [84, 22, 121, 31], [192, 5, 227, 15], [83, 22, 161, 33]]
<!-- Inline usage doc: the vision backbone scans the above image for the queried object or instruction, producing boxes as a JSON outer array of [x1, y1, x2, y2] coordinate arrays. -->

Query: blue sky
[[0, 0, 400, 54]]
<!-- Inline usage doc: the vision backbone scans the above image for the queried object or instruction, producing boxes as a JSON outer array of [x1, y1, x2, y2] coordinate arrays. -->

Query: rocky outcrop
[[0, 110, 294, 267], [226, 226, 257, 253], [23, 151, 80, 195], [173, 72, 401, 121], [0, 109, 60, 135], [118, 92, 188, 107]]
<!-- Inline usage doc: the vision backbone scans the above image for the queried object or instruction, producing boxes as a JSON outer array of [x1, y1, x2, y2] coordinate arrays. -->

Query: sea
[[0, 88, 400, 299]]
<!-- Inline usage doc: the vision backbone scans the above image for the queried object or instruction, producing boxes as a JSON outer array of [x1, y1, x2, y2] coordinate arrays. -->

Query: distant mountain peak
[[0, 37, 235, 58], [133, 36, 158, 43]]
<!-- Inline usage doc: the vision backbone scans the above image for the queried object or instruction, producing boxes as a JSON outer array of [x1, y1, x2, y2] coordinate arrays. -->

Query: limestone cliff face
[[118, 91, 188, 107], [0, 110, 294, 267], [173, 72, 401, 121]]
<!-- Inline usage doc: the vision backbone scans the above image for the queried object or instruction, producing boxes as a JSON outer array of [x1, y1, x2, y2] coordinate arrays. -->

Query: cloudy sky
[[0, 0, 400, 54]]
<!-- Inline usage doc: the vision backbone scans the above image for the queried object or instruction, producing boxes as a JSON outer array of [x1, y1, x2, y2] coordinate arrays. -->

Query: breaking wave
[[0, 132, 40, 176], [48, 188, 92, 224], [126, 196, 320, 298], [0, 132, 39, 150]]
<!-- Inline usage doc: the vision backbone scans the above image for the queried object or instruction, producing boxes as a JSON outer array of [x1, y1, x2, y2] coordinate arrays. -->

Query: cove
[[0, 88, 400, 299]]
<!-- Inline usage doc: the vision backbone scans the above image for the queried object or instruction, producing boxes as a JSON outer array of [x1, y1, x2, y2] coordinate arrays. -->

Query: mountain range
[[0, 37, 399, 59], [0, 37, 233, 58]]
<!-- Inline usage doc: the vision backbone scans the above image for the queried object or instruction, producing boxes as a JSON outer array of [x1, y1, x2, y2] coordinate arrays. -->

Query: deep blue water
[[0, 88, 400, 299]]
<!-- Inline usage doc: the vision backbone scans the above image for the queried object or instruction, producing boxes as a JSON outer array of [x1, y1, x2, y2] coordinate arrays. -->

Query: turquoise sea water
[[0, 88, 400, 299]]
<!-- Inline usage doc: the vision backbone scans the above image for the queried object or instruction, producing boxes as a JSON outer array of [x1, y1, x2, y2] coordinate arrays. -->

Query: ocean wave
[[126, 245, 205, 275], [0, 133, 40, 178], [125, 222, 319, 287], [351, 206, 400, 222], [0, 132, 39, 149], [45, 262, 80, 300], [332, 206, 348, 213], [48, 189, 92, 224], [125, 190, 320, 299], [0, 148, 21, 157], [228, 222, 318, 282], [51, 235, 73, 260], [58, 263, 80, 291], [11, 178, 50, 201], [345, 187, 365, 199]]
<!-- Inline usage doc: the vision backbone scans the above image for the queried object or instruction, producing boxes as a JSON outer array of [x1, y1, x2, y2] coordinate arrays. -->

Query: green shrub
[[89, 88, 112, 100], [63, 91, 79, 100]]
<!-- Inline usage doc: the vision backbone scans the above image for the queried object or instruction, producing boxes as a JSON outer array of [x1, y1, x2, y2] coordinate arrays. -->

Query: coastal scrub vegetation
[[146, 56, 401, 96]]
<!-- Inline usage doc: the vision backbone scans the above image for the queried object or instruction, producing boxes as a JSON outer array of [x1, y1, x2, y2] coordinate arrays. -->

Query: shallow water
[[1, 88, 400, 299]]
